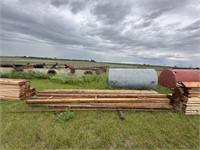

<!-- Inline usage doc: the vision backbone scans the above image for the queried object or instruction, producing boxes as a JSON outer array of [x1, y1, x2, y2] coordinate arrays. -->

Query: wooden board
[[0, 78, 33, 100], [27, 97, 170, 104], [35, 93, 167, 98], [40, 89, 158, 94], [29, 102, 173, 109], [181, 82, 200, 88]]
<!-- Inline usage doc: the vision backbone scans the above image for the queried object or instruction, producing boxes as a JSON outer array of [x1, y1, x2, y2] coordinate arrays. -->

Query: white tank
[[109, 69, 158, 89]]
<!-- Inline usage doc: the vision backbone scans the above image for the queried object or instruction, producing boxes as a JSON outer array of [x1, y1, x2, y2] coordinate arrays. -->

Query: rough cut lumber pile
[[26, 89, 172, 110], [171, 82, 200, 115], [0, 78, 35, 100]]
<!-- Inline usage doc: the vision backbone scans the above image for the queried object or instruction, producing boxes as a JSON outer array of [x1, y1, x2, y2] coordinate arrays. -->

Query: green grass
[[0, 73, 199, 149], [156, 85, 172, 94], [1, 101, 199, 149]]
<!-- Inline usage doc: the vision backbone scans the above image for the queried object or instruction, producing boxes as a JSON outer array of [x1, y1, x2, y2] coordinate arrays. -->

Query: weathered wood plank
[[27, 98, 170, 104]]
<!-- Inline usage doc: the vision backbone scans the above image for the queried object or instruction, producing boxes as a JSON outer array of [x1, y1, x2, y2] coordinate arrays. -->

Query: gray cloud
[[50, 0, 70, 8], [0, 0, 199, 67], [92, 1, 132, 24], [70, 1, 87, 14], [182, 19, 200, 31]]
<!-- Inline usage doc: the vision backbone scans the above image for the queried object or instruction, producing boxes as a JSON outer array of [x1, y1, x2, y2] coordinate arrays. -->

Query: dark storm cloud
[[70, 1, 87, 14], [92, 1, 132, 24], [1, 1, 96, 47], [0, 0, 199, 67], [50, 0, 70, 8]]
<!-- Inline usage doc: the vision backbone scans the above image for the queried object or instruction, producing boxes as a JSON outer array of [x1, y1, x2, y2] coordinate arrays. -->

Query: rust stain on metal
[[159, 69, 200, 89]]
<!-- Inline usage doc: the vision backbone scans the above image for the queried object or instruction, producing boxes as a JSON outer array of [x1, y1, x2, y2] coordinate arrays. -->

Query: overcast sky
[[1, 0, 200, 67]]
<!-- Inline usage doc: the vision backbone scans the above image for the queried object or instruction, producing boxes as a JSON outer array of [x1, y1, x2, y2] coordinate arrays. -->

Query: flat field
[[1, 76, 199, 149], [0, 56, 171, 70]]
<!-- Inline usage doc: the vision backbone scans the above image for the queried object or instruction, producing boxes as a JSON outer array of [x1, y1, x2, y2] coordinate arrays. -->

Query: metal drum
[[109, 69, 158, 89], [159, 69, 200, 89]]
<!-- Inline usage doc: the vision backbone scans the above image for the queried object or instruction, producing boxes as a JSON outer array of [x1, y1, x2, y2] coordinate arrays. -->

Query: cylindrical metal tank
[[109, 69, 158, 89], [159, 69, 200, 89]]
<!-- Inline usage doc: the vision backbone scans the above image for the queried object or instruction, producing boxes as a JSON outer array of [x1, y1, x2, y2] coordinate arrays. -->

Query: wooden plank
[[0, 89, 26, 93], [185, 110, 200, 115], [181, 82, 200, 88], [0, 78, 29, 85], [174, 101, 200, 106], [0, 85, 25, 89], [187, 93, 200, 97], [178, 96, 200, 102], [0, 78, 33, 100], [0, 90, 26, 93], [27, 98, 170, 104], [40, 89, 158, 94], [188, 91, 200, 94], [185, 101, 200, 104], [29, 103, 173, 109], [185, 103, 200, 106], [173, 105, 200, 111], [0, 94, 25, 97], [187, 97, 200, 101], [185, 107, 200, 111], [35, 93, 167, 98], [0, 96, 24, 100]]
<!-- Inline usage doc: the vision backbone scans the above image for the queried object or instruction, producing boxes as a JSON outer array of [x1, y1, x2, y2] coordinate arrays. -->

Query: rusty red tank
[[159, 69, 200, 89]]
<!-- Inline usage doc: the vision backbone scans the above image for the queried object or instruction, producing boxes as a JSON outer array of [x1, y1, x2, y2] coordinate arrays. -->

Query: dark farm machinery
[[0, 63, 108, 75]]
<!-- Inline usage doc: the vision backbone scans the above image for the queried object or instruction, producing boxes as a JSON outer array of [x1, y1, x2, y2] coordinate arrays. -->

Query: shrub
[[56, 111, 74, 122]]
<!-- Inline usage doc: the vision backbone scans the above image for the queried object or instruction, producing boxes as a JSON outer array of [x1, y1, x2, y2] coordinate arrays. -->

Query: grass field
[[0, 73, 199, 149]]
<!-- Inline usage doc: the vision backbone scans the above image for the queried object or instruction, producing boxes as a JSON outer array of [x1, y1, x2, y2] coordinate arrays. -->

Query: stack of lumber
[[26, 89, 172, 110], [0, 78, 35, 100], [171, 82, 200, 115]]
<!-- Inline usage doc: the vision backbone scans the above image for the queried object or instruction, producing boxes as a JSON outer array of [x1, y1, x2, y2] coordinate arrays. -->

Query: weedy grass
[[0, 71, 109, 90], [156, 85, 172, 94], [56, 111, 74, 122], [0, 70, 51, 79], [0, 73, 199, 149]]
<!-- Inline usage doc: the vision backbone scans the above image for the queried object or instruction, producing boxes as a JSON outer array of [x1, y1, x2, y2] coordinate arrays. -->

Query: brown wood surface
[[27, 98, 170, 104], [29, 102, 173, 109], [40, 89, 158, 94], [0, 78, 30, 85], [181, 82, 200, 88], [0, 78, 33, 100], [36, 93, 167, 98]]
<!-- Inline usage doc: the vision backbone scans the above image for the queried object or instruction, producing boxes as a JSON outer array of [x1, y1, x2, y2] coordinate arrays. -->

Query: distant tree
[[91, 60, 95, 62]]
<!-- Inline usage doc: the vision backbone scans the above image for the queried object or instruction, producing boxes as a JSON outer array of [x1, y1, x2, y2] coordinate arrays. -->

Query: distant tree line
[[4, 56, 96, 62], [0, 56, 199, 69]]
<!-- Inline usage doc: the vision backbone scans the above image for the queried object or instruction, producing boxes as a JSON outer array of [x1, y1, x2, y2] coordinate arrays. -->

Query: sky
[[0, 0, 200, 67]]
